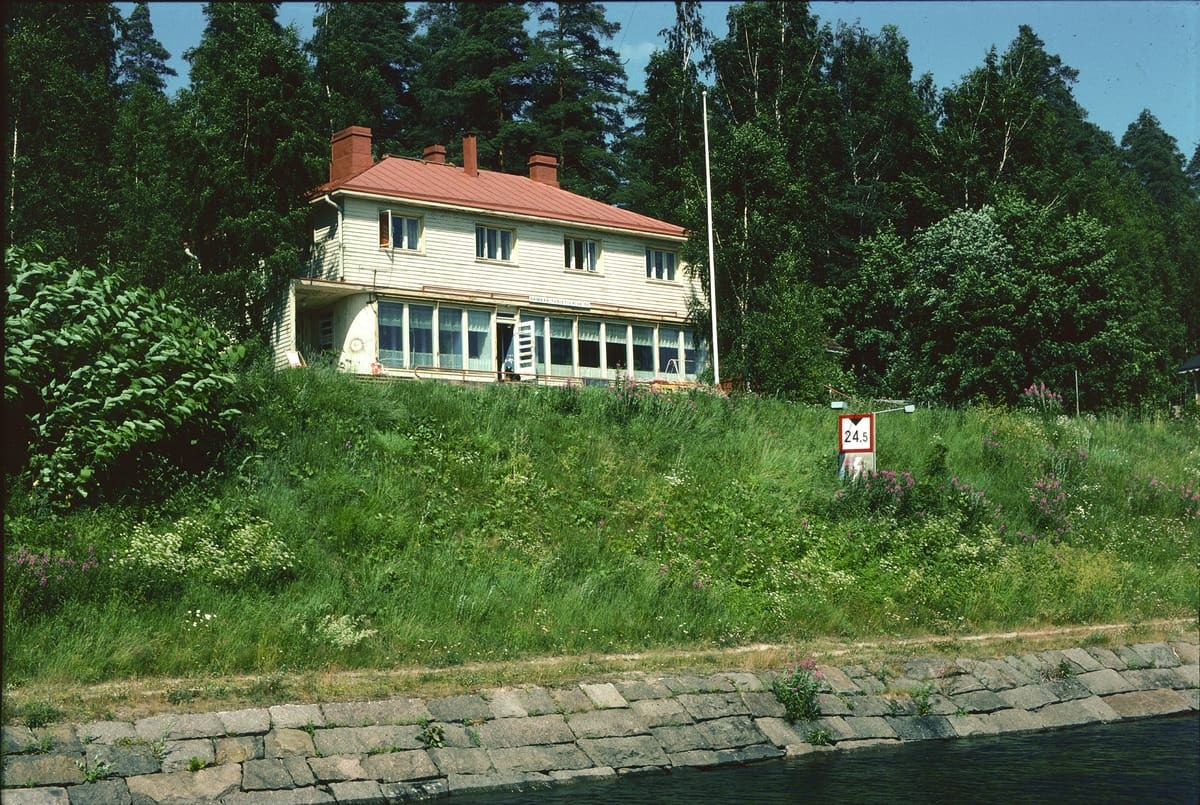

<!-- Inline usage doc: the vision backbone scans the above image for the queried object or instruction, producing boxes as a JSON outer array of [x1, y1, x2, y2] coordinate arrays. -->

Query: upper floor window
[[564, 237, 599, 272], [379, 210, 421, 251], [476, 224, 514, 262], [646, 248, 676, 281]]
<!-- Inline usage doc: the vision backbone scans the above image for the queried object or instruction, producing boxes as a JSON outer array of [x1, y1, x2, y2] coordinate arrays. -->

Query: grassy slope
[[4, 366, 1198, 705]]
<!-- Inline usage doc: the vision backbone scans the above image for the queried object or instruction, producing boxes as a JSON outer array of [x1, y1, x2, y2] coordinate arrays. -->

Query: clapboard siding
[[270, 281, 296, 367], [322, 197, 696, 319]]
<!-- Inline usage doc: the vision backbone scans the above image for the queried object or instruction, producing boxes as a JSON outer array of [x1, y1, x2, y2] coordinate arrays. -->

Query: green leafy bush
[[773, 659, 824, 721], [3, 246, 242, 505]]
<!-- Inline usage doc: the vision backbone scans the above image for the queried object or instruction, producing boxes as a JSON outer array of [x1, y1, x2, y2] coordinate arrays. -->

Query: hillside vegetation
[[4, 365, 1197, 692]]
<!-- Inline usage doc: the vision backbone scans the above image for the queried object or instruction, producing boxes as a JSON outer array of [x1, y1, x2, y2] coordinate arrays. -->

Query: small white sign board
[[838, 413, 874, 453]]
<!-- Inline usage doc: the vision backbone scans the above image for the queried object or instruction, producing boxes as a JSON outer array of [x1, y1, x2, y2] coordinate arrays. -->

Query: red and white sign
[[838, 413, 874, 453]]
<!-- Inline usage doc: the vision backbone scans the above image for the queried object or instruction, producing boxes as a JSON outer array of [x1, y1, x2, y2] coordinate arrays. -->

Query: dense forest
[[6, 1, 1199, 411]]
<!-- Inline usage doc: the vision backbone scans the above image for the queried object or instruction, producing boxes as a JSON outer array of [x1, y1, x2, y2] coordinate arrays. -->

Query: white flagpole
[[702, 90, 720, 387]]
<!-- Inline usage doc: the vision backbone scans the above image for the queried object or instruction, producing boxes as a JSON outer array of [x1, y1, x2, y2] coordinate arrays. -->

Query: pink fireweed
[[1021, 382, 1064, 414], [5, 545, 102, 614]]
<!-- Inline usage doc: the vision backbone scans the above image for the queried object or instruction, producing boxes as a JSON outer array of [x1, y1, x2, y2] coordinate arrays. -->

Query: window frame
[[475, 223, 515, 263], [378, 210, 423, 252], [563, 236, 601, 273], [645, 247, 678, 282]]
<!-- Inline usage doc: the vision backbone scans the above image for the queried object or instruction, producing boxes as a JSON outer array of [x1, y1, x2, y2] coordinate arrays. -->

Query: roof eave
[[314, 186, 688, 242]]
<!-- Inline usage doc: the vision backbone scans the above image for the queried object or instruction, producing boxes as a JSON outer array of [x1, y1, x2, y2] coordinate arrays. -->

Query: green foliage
[[175, 3, 324, 339], [115, 1, 176, 93], [76, 756, 114, 783], [18, 701, 62, 729], [849, 200, 1171, 411], [773, 660, 824, 721], [2, 373, 1197, 686], [410, 2, 538, 172], [740, 279, 839, 401], [912, 683, 935, 716], [806, 728, 832, 745], [4, 3, 120, 265], [307, 1, 417, 146], [528, 1, 629, 201], [417, 720, 446, 749], [118, 510, 295, 592], [619, 1, 709, 222], [3, 247, 243, 505]]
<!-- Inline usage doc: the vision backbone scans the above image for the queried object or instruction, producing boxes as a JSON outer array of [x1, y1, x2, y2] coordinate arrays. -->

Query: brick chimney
[[329, 126, 374, 183], [462, 133, 478, 177], [528, 153, 559, 187], [422, 143, 447, 164]]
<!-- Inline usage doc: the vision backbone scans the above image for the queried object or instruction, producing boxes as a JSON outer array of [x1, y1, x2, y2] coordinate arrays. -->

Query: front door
[[497, 322, 515, 380]]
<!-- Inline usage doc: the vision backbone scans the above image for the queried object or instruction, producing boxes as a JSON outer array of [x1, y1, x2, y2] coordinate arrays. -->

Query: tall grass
[[4, 363, 1197, 687]]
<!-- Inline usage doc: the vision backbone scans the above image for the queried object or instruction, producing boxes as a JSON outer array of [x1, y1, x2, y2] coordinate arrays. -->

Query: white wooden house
[[271, 126, 705, 385]]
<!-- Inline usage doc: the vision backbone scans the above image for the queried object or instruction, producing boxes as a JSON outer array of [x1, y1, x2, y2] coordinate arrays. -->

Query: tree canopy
[[4, 0, 1196, 410]]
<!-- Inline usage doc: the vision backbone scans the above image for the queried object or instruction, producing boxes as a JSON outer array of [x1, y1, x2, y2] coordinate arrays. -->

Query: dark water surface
[[460, 715, 1199, 804]]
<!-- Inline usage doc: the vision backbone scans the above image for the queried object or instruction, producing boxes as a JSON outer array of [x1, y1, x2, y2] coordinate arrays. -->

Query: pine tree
[[620, 0, 709, 224], [115, 1, 175, 94], [701, 1, 841, 393], [410, 1, 538, 171], [308, 1, 417, 148], [1121, 110, 1192, 211], [106, 2, 184, 292], [527, 1, 629, 200]]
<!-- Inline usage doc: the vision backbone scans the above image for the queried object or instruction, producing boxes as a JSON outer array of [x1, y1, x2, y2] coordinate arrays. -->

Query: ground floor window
[[549, 318, 574, 374], [659, 327, 682, 375], [375, 298, 700, 380], [467, 310, 491, 371], [439, 306, 463, 369], [409, 304, 434, 366], [578, 321, 602, 377], [632, 326, 655, 380], [605, 323, 628, 372], [378, 302, 405, 367]]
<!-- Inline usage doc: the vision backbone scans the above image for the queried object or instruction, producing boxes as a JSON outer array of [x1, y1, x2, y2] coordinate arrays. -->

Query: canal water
[[462, 715, 1198, 804]]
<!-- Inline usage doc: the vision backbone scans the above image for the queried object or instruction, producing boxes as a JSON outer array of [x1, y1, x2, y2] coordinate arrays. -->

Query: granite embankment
[[3, 632, 1197, 804]]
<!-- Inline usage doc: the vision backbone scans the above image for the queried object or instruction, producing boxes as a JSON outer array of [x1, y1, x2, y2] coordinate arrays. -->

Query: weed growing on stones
[[773, 659, 823, 722]]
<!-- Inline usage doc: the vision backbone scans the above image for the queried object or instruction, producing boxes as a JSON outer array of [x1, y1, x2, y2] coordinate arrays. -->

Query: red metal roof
[[315, 156, 686, 239]]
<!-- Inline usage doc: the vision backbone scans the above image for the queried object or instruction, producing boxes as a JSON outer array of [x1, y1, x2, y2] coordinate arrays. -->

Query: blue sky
[[121, 1, 1198, 155]]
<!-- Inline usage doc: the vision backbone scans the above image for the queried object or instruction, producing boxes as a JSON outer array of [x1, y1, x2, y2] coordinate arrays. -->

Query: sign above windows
[[529, 295, 591, 309]]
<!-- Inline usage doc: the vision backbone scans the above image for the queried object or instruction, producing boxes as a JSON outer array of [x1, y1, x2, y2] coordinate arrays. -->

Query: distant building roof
[[1179, 354, 1200, 374], [315, 132, 686, 240]]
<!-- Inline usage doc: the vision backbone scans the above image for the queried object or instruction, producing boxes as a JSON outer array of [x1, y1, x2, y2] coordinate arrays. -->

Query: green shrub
[[3, 245, 242, 506], [773, 659, 824, 721]]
